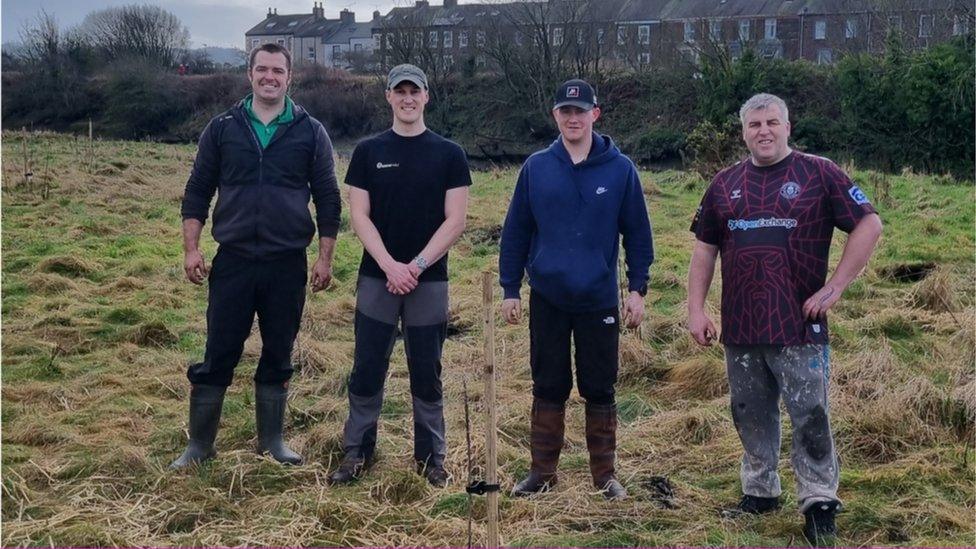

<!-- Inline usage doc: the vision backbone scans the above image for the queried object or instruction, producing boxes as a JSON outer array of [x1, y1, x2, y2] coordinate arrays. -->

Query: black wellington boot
[[255, 383, 302, 465], [170, 384, 226, 469]]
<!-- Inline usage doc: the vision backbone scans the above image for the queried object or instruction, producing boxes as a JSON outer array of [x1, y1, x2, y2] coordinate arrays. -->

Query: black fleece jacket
[[181, 99, 341, 258]]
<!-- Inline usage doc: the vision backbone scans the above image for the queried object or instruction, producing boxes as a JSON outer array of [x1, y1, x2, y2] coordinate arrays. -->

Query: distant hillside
[[197, 46, 245, 67]]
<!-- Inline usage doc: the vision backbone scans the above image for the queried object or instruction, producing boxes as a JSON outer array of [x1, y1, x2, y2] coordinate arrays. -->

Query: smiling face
[[553, 105, 601, 145], [742, 104, 792, 166], [385, 81, 428, 126], [248, 50, 290, 105]]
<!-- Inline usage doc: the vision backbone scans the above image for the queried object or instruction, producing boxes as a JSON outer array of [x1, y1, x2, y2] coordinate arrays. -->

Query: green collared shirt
[[244, 95, 294, 149]]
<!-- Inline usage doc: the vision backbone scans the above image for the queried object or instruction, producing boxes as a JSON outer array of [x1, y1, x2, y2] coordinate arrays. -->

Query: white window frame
[[639, 25, 650, 45], [683, 21, 695, 43], [308, 46, 315, 60], [251, 39, 260, 49], [709, 20, 721, 41], [889, 16, 903, 33], [639, 52, 650, 64], [817, 48, 832, 65], [764, 18, 777, 39], [476, 30, 485, 47], [429, 30, 438, 48], [354, 43, 363, 52], [577, 28, 584, 45], [845, 18, 858, 39], [443, 54, 453, 66], [552, 26, 563, 46], [953, 15, 969, 36], [597, 28, 606, 45], [739, 19, 750, 42], [815, 20, 826, 40], [444, 30, 452, 48], [459, 30, 468, 47], [919, 14, 933, 37], [276, 38, 286, 46], [617, 25, 626, 45]]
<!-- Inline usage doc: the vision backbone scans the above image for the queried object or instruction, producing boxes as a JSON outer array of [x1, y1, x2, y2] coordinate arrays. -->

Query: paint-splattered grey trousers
[[724, 344, 840, 513]]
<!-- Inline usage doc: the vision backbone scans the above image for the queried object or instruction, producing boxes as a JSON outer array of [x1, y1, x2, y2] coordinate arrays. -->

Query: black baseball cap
[[553, 79, 597, 110]]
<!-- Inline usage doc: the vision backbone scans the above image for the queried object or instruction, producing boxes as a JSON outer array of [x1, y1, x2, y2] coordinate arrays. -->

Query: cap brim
[[388, 76, 427, 89], [553, 100, 595, 110]]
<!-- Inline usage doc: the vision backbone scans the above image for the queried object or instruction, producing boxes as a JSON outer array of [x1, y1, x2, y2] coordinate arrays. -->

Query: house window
[[889, 16, 903, 32], [845, 18, 858, 39], [953, 15, 969, 36], [639, 25, 650, 45], [684, 21, 695, 42], [332, 45, 341, 56], [552, 26, 563, 46], [597, 28, 605, 44], [429, 31, 438, 47], [919, 15, 932, 37], [709, 20, 721, 41], [277, 38, 286, 46], [477, 30, 485, 47], [459, 30, 468, 47], [444, 31, 452, 47], [443, 54, 453, 66], [817, 48, 832, 65], [385, 34, 392, 49], [577, 28, 584, 45], [415, 32, 424, 46], [308, 46, 315, 60], [514, 31, 523, 46], [476, 55, 486, 67], [354, 43, 363, 52], [372, 34, 380, 49], [739, 19, 750, 41], [815, 20, 826, 40], [764, 18, 777, 39], [617, 25, 627, 45], [640, 52, 650, 64], [251, 39, 259, 49]]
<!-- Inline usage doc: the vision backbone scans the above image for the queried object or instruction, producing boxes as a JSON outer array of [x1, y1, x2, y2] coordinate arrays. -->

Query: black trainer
[[803, 500, 839, 547], [328, 456, 366, 485], [417, 461, 450, 488], [722, 495, 781, 517]]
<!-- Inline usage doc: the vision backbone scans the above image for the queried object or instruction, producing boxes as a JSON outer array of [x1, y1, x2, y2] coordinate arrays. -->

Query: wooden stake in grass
[[481, 271, 500, 548]]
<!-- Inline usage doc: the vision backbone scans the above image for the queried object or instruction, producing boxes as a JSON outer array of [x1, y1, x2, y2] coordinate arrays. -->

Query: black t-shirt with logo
[[690, 151, 877, 345], [345, 129, 472, 282]]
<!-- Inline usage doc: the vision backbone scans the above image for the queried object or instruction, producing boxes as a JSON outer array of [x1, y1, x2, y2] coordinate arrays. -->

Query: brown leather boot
[[586, 401, 628, 500], [511, 398, 565, 497]]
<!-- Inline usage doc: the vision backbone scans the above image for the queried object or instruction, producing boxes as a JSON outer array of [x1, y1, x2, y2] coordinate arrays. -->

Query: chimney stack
[[312, 2, 324, 19], [415, 1, 429, 7], [267, 7, 273, 18], [373, 10, 381, 21], [340, 8, 355, 24], [444, 0, 458, 7]]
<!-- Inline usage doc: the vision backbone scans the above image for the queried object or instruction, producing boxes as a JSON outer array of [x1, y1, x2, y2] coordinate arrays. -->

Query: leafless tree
[[79, 4, 189, 66]]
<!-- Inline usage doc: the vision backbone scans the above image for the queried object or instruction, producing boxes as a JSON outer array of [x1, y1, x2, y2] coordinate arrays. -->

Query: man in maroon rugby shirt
[[688, 93, 882, 546]]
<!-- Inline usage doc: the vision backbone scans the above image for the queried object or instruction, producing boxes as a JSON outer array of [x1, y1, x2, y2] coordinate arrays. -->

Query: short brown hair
[[248, 43, 292, 71]]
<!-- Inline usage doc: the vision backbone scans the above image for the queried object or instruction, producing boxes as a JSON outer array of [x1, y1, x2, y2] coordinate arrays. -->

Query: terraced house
[[247, 1, 971, 71]]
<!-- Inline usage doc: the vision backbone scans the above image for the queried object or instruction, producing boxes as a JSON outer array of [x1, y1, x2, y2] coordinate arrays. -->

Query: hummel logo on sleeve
[[848, 185, 870, 205], [376, 162, 400, 169]]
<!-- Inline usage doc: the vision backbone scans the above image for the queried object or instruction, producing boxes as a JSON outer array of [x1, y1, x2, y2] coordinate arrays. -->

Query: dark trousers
[[529, 290, 619, 405], [342, 276, 449, 466], [186, 247, 307, 387]]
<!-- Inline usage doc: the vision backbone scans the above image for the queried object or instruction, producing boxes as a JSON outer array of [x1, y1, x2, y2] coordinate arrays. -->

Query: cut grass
[[1, 131, 974, 546]]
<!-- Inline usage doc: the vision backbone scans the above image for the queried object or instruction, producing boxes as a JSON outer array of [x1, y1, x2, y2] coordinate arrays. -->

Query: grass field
[[1, 131, 974, 547]]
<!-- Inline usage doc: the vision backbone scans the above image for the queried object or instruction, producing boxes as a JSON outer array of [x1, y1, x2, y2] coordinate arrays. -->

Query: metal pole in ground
[[481, 271, 499, 547]]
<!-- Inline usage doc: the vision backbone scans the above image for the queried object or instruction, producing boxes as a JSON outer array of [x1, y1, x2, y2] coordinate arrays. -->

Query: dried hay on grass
[[618, 334, 662, 382], [36, 256, 99, 278], [128, 321, 178, 348], [26, 272, 79, 294], [905, 266, 961, 312], [661, 356, 728, 400]]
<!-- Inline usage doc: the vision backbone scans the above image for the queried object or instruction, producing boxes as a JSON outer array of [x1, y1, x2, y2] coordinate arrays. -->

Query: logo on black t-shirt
[[780, 181, 801, 200], [376, 162, 399, 169]]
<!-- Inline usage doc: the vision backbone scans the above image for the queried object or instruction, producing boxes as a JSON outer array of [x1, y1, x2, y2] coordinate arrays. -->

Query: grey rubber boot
[[170, 384, 226, 469], [255, 383, 302, 465]]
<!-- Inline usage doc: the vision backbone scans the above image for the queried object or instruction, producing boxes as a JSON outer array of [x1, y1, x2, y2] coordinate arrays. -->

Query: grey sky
[[2, 1, 445, 49]]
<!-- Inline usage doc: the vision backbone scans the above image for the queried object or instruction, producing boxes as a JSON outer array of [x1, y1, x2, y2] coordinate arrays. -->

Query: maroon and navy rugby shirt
[[690, 151, 877, 345]]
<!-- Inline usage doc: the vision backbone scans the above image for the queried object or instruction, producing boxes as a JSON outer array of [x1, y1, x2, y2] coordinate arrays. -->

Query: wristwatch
[[413, 255, 428, 272]]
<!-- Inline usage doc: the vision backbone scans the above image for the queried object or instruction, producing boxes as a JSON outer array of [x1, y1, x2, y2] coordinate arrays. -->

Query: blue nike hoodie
[[499, 132, 654, 312]]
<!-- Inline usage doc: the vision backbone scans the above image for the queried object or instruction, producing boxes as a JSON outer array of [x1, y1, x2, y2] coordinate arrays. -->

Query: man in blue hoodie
[[499, 79, 654, 500]]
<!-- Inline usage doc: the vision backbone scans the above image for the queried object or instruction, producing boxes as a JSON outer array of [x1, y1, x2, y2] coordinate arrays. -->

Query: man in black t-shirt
[[329, 64, 471, 487], [688, 94, 882, 546]]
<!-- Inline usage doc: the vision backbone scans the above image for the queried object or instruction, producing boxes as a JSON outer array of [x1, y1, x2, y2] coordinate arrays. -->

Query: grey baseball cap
[[387, 63, 428, 90]]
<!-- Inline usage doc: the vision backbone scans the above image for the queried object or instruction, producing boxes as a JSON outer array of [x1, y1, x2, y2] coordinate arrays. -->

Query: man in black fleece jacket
[[172, 44, 341, 469]]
